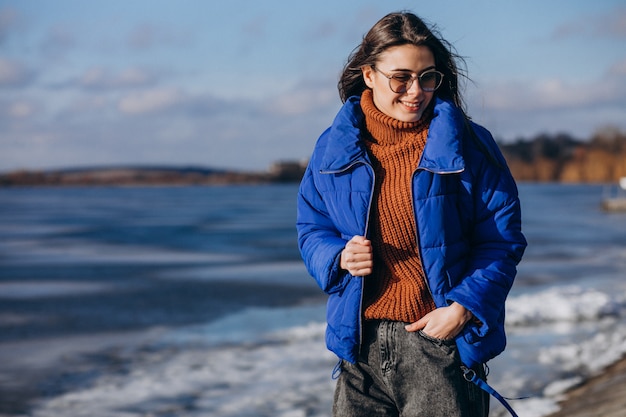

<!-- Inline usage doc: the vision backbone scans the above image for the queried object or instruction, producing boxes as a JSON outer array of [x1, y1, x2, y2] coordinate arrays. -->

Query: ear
[[362, 66, 375, 89]]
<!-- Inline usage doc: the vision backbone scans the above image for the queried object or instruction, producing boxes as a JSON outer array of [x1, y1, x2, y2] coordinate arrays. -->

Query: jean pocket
[[417, 330, 457, 347]]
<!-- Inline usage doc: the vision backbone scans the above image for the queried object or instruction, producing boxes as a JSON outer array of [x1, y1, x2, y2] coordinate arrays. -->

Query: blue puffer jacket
[[296, 95, 526, 369]]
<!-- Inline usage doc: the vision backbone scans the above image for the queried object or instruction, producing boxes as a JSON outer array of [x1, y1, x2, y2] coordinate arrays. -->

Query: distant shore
[[1, 163, 625, 188], [0, 162, 307, 187], [3, 130, 626, 186]]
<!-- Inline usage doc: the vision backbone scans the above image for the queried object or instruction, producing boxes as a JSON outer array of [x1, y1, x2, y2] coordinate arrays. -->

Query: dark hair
[[338, 12, 467, 110]]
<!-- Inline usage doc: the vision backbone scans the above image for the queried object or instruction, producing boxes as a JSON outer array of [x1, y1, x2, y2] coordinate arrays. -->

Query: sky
[[1, 0, 625, 172]]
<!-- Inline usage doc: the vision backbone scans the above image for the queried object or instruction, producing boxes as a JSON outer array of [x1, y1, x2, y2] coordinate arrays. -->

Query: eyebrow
[[390, 65, 436, 74]]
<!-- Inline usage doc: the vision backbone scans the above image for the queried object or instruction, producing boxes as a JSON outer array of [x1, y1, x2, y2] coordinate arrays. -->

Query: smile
[[401, 100, 420, 110]]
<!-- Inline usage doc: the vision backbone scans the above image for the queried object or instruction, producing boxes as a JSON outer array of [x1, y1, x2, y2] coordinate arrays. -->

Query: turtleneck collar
[[360, 88, 432, 146]]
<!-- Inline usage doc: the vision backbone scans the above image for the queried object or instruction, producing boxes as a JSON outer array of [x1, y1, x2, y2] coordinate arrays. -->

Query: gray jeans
[[333, 320, 489, 417]]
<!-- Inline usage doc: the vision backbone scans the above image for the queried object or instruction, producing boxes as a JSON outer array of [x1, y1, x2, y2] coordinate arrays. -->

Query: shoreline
[[0, 277, 323, 415], [546, 354, 626, 417], [0, 328, 166, 416]]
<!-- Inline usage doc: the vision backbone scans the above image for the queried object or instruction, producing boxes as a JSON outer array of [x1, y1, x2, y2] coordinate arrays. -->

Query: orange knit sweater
[[360, 89, 436, 322]]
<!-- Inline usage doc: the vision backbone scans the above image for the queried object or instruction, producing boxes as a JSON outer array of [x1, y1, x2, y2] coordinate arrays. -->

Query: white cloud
[[8, 100, 35, 118], [79, 67, 106, 86], [127, 23, 190, 50], [77, 66, 155, 90], [0, 57, 33, 87], [3, 2, 625, 172], [117, 88, 183, 114], [0, 7, 18, 44], [0, 98, 38, 121], [552, 6, 626, 40], [117, 68, 152, 85], [477, 67, 626, 113], [609, 58, 626, 77], [40, 25, 75, 59], [265, 85, 336, 116], [66, 95, 109, 114], [467, 58, 626, 140]]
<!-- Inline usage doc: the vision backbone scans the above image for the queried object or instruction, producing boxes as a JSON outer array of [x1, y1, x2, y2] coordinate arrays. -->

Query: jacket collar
[[320, 95, 465, 174]]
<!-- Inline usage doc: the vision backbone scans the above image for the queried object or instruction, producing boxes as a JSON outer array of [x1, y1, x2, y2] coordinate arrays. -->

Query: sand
[[547, 355, 626, 417]]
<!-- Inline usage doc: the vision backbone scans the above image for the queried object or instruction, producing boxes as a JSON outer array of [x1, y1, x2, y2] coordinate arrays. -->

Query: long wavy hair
[[338, 12, 468, 111]]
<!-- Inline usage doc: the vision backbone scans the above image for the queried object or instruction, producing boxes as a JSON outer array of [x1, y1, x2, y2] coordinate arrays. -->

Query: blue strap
[[462, 366, 520, 417], [331, 359, 342, 380]]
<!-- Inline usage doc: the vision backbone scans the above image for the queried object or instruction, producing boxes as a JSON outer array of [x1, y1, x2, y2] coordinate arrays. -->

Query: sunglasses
[[372, 66, 444, 93]]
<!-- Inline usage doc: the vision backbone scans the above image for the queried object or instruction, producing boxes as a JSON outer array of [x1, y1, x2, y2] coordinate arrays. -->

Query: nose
[[406, 78, 422, 96]]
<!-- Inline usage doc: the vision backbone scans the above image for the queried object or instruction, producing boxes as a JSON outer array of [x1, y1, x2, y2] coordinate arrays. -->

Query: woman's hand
[[340, 235, 373, 276], [405, 302, 473, 340]]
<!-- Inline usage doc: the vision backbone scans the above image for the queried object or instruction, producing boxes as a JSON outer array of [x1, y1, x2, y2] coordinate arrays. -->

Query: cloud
[[127, 23, 190, 50], [0, 7, 18, 44], [477, 61, 626, 113], [117, 87, 183, 114], [468, 61, 626, 140], [241, 15, 268, 39], [0, 98, 37, 121], [264, 80, 336, 116], [40, 25, 76, 59], [609, 58, 626, 76], [303, 20, 338, 41], [65, 95, 110, 115], [8, 100, 35, 118], [76, 67, 156, 90], [0, 79, 334, 172], [0, 58, 34, 88], [552, 6, 626, 40]]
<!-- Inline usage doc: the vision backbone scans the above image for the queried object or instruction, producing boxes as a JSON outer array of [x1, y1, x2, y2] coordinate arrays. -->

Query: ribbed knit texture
[[360, 89, 436, 323]]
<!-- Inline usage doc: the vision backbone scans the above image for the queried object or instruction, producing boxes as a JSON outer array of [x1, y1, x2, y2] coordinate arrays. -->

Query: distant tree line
[[2, 129, 625, 186], [499, 127, 626, 182], [0, 162, 308, 187]]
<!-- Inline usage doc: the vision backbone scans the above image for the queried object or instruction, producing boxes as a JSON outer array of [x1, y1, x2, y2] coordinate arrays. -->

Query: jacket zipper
[[320, 159, 375, 353], [360, 163, 375, 350]]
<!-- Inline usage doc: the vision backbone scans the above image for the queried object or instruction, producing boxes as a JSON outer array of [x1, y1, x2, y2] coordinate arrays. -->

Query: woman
[[296, 12, 526, 417]]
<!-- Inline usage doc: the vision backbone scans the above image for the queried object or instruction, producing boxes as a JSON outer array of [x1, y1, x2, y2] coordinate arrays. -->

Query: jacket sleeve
[[446, 124, 527, 337], [296, 163, 351, 294]]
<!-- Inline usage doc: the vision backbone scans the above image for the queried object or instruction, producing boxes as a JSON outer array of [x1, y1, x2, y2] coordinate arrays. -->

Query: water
[[1, 183, 625, 417]]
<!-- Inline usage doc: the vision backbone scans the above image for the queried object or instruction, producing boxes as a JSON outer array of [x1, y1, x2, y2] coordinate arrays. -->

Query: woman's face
[[362, 44, 436, 123]]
